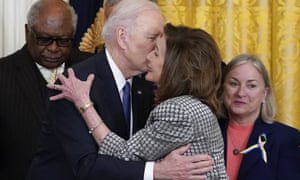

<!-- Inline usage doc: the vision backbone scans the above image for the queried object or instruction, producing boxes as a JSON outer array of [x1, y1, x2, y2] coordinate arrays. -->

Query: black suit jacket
[[28, 49, 154, 180], [0, 45, 92, 180]]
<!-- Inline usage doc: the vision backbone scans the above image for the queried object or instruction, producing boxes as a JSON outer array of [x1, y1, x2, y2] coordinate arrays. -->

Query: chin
[[145, 74, 156, 83], [145, 74, 152, 81]]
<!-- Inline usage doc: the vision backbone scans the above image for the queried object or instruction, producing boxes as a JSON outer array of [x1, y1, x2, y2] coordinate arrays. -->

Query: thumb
[[173, 144, 190, 155], [87, 73, 95, 82]]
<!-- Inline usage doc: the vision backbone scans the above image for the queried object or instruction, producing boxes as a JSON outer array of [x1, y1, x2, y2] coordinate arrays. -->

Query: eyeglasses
[[30, 29, 73, 47]]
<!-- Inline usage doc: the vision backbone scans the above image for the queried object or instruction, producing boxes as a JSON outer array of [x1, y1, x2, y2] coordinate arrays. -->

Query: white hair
[[102, 0, 160, 44]]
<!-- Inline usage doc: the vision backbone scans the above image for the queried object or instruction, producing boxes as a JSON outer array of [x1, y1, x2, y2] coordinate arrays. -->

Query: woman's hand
[[47, 68, 95, 108]]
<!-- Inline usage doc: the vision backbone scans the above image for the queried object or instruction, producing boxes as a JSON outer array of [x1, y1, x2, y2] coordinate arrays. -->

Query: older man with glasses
[[0, 0, 91, 179]]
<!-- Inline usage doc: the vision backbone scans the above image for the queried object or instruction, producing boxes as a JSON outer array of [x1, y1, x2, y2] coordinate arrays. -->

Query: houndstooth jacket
[[98, 95, 228, 179]]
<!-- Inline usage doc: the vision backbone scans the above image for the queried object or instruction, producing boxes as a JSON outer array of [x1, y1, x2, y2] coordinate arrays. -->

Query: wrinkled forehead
[[135, 10, 164, 33]]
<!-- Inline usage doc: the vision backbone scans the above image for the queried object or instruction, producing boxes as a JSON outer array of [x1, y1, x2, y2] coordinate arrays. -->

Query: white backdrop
[[0, 0, 69, 57]]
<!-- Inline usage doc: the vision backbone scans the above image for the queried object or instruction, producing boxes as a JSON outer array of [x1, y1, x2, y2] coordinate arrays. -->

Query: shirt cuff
[[143, 161, 154, 180]]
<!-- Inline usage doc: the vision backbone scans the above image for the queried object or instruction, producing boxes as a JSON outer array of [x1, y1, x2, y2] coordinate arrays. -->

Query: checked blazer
[[98, 95, 228, 180]]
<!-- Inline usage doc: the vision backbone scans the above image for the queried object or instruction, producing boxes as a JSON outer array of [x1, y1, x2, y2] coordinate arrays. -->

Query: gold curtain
[[157, 0, 300, 130]]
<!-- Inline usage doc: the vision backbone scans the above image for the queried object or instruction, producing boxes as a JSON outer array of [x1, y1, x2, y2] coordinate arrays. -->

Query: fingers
[[47, 83, 61, 91], [192, 154, 213, 163], [67, 68, 76, 79], [191, 162, 213, 175], [49, 93, 65, 101], [87, 73, 95, 83]]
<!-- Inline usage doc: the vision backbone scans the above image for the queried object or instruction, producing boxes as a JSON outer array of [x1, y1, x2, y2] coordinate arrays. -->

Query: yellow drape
[[157, 0, 300, 130]]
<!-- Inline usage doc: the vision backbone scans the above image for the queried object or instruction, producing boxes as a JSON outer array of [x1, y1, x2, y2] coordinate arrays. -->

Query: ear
[[262, 87, 269, 103], [25, 24, 30, 42], [116, 26, 128, 50]]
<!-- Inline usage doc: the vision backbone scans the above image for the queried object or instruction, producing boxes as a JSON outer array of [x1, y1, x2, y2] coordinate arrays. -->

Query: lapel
[[88, 51, 129, 139], [131, 74, 155, 133], [238, 117, 274, 178], [14, 46, 47, 123]]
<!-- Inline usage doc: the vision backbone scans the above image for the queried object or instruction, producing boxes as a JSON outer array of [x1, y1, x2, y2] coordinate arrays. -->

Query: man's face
[[123, 10, 164, 75], [26, 9, 74, 69]]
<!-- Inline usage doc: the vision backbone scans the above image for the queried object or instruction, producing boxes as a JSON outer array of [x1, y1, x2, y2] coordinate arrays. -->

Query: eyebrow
[[229, 77, 258, 83]]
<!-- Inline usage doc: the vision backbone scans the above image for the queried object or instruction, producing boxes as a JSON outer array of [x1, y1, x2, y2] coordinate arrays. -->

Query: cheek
[[223, 88, 234, 105], [223, 94, 231, 108], [27, 44, 43, 59], [142, 41, 155, 53], [61, 48, 71, 57], [249, 92, 265, 104]]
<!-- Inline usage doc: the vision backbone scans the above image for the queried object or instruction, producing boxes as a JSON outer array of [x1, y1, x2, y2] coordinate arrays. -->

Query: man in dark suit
[[28, 0, 213, 179], [0, 0, 92, 179]]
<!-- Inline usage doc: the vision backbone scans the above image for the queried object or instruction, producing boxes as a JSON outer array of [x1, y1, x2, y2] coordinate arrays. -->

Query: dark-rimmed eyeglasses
[[30, 29, 73, 47]]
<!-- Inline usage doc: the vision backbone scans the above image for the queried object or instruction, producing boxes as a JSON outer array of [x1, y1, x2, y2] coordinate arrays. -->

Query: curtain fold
[[1, 0, 299, 130], [158, 0, 300, 130]]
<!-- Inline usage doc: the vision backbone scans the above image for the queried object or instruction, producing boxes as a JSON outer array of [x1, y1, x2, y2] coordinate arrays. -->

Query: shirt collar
[[105, 49, 132, 94], [35, 62, 65, 83]]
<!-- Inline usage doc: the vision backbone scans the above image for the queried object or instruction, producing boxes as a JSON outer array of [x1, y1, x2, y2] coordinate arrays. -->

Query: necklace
[[227, 132, 242, 155], [227, 123, 254, 156]]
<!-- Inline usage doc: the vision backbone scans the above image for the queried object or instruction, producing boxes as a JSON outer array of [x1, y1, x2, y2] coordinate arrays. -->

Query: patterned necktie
[[122, 81, 131, 132], [48, 68, 58, 84]]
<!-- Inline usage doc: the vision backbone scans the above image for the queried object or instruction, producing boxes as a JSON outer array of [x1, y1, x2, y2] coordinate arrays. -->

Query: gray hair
[[220, 54, 276, 122], [27, 0, 77, 33], [102, 0, 160, 43]]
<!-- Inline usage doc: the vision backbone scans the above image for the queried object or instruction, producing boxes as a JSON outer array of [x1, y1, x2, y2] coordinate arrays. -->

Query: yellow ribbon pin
[[240, 133, 268, 163]]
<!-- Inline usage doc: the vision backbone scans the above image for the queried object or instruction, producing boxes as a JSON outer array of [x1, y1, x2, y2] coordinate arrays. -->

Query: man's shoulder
[[271, 121, 300, 140], [68, 49, 94, 65], [1, 47, 27, 63], [0, 47, 29, 71]]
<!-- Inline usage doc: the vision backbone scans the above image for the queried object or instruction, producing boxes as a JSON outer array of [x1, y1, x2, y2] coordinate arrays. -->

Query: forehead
[[228, 63, 263, 81], [135, 10, 164, 34], [34, 9, 74, 35]]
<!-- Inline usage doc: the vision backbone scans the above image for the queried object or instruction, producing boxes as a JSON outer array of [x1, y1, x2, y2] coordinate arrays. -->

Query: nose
[[47, 41, 60, 52], [237, 85, 246, 97]]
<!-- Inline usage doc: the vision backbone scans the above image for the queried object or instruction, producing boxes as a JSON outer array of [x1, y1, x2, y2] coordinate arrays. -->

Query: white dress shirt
[[105, 49, 154, 180], [36, 62, 65, 84]]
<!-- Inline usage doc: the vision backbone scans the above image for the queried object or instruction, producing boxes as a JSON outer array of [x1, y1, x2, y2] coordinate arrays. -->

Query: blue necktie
[[122, 81, 131, 132]]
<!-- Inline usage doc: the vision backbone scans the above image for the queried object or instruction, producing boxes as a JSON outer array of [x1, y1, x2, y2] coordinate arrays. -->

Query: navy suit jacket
[[0, 45, 91, 180], [219, 117, 300, 180], [28, 49, 154, 180]]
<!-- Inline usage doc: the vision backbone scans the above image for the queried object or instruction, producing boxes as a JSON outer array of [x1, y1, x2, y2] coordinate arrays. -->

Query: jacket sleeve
[[50, 98, 145, 180], [98, 100, 194, 161]]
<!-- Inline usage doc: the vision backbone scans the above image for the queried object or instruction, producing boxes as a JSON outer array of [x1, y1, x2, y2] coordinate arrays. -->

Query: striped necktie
[[122, 81, 131, 133]]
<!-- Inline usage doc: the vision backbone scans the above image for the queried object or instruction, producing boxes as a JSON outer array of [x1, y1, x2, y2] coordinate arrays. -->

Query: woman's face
[[145, 34, 166, 83], [223, 63, 268, 120]]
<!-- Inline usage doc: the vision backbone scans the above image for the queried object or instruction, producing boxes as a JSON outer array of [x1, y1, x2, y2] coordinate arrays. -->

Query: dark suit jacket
[[0, 45, 92, 180], [28, 49, 154, 180], [219, 117, 300, 180]]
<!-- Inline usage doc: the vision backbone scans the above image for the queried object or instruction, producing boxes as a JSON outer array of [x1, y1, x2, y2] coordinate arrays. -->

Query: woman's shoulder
[[269, 121, 300, 142], [161, 95, 208, 108], [157, 95, 213, 116]]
